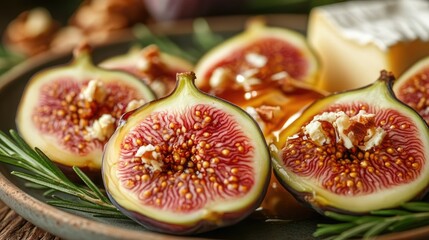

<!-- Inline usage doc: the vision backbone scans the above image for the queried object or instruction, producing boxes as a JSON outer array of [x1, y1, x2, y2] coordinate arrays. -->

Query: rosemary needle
[[314, 203, 429, 240], [0, 129, 125, 218], [0, 44, 24, 76], [132, 19, 224, 64]]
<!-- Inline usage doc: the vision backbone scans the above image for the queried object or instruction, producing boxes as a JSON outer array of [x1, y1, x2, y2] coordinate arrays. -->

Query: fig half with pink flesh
[[99, 45, 193, 98], [102, 72, 270, 234], [271, 71, 429, 214], [393, 56, 429, 124], [194, 19, 320, 92], [16, 44, 156, 178], [193, 18, 322, 141]]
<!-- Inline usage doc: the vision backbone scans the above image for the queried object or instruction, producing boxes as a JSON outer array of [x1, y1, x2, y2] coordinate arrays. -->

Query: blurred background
[[0, 0, 343, 28], [0, 1, 80, 32], [0, 0, 345, 74], [0, 0, 346, 39]]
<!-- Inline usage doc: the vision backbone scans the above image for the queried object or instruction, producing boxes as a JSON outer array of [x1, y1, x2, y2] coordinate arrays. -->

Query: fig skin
[[16, 43, 156, 180], [271, 71, 429, 214], [393, 56, 429, 125], [102, 72, 271, 235]]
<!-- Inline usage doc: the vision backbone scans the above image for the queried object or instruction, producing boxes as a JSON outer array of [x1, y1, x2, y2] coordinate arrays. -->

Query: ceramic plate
[[0, 14, 428, 240]]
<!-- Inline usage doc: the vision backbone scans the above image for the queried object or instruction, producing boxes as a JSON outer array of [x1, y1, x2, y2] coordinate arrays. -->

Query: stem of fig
[[73, 42, 92, 59], [172, 72, 199, 97], [377, 70, 395, 90], [72, 42, 94, 70]]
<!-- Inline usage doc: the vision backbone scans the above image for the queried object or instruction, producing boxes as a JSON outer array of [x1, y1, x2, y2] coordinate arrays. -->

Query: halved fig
[[194, 19, 322, 139], [271, 71, 429, 214], [393, 56, 429, 124], [102, 72, 270, 234], [194, 18, 319, 92], [99, 45, 193, 97], [16, 43, 156, 179]]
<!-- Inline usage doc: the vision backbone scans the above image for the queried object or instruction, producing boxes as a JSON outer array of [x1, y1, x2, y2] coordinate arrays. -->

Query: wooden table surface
[[0, 200, 59, 240]]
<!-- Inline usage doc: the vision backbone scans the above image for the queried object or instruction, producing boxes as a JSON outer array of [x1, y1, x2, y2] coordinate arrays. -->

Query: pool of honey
[[203, 77, 325, 220]]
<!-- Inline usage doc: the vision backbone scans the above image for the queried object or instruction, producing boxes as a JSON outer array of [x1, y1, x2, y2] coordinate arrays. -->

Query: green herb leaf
[[402, 202, 429, 212], [0, 129, 127, 218], [313, 222, 356, 237], [133, 18, 224, 64], [133, 24, 197, 62], [192, 18, 224, 51], [72, 166, 110, 204], [0, 44, 24, 76], [316, 206, 429, 239]]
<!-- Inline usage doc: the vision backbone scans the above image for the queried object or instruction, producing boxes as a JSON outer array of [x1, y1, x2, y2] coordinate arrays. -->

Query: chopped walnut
[[50, 26, 86, 53], [85, 114, 116, 141], [236, 68, 262, 92], [70, 0, 147, 39], [255, 105, 282, 123], [135, 144, 163, 172], [209, 67, 233, 90], [80, 79, 107, 103], [3, 8, 60, 56], [304, 110, 386, 151], [134, 45, 176, 97], [125, 99, 146, 112], [246, 106, 266, 133], [245, 52, 267, 68]]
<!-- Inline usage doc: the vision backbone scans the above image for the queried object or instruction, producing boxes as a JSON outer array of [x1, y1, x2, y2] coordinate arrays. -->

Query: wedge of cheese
[[308, 0, 429, 92]]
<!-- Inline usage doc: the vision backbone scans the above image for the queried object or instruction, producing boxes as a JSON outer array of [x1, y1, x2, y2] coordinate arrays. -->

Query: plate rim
[[0, 171, 184, 240]]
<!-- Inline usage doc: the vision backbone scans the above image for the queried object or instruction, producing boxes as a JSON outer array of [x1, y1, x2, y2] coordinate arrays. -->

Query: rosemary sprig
[[314, 202, 429, 240], [0, 129, 127, 219], [192, 18, 224, 53], [132, 18, 224, 64], [0, 45, 24, 76]]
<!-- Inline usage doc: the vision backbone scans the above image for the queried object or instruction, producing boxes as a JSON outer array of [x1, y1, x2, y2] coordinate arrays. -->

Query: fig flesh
[[271, 71, 429, 214], [99, 45, 193, 97], [16, 44, 156, 176], [194, 20, 321, 139], [393, 56, 429, 124], [195, 19, 319, 91], [194, 19, 324, 218], [102, 72, 270, 234]]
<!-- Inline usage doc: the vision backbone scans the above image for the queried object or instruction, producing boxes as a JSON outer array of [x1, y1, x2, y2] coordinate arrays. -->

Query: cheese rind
[[308, 0, 429, 92]]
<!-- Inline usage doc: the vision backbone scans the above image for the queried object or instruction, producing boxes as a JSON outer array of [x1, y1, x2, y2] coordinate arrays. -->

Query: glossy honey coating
[[194, 19, 324, 219]]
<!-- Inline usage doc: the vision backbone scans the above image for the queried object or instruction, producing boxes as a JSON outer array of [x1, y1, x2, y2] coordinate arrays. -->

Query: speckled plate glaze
[[0, 14, 428, 240]]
